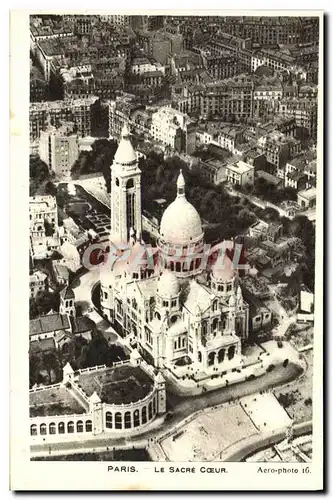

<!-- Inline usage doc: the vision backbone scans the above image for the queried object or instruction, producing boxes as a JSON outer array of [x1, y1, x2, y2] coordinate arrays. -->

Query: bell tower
[[110, 124, 142, 244]]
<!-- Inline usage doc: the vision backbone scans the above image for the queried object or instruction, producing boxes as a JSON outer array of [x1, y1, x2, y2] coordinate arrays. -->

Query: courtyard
[[77, 365, 154, 405], [30, 386, 86, 417]]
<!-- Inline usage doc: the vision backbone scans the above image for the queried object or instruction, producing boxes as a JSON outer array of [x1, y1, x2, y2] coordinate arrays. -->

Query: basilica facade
[[100, 124, 249, 375]]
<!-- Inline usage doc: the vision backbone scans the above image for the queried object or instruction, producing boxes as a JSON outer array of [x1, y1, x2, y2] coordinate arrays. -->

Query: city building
[[255, 170, 283, 188], [39, 123, 79, 179], [277, 98, 318, 139], [200, 74, 254, 121], [248, 220, 283, 243], [225, 160, 255, 186], [197, 158, 226, 185], [53, 262, 70, 288], [218, 16, 319, 46], [150, 107, 196, 154], [297, 187, 316, 209], [29, 270, 48, 298], [30, 354, 166, 442], [29, 96, 100, 141], [285, 152, 317, 190], [29, 195, 60, 259], [217, 126, 245, 154], [257, 130, 302, 179], [130, 57, 165, 76]]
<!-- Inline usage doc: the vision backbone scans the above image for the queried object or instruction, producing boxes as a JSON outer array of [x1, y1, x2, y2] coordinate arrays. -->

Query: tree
[[42, 351, 62, 384], [29, 352, 44, 387], [45, 181, 57, 197], [34, 290, 60, 316], [29, 156, 51, 196], [29, 298, 39, 319], [238, 208, 257, 228]]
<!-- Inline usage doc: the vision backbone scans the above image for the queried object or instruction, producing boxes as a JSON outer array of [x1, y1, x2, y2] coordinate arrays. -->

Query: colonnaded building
[[100, 124, 250, 378], [30, 352, 166, 442]]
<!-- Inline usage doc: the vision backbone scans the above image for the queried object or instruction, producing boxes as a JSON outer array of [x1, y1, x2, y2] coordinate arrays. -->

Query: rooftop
[[298, 187, 316, 200], [30, 314, 71, 337], [227, 160, 254, 175]]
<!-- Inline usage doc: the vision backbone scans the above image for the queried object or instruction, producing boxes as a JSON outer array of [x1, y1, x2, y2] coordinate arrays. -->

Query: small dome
[[114, 124, 137, 166], [157, 270, 179, 297], [212, 254, 235, 282]]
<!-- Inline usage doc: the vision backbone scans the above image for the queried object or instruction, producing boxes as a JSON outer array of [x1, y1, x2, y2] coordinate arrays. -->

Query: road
[[71, 268, 101, 312]]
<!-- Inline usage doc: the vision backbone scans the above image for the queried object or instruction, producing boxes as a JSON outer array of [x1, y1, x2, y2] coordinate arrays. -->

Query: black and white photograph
[[9, 10, 324, 491]]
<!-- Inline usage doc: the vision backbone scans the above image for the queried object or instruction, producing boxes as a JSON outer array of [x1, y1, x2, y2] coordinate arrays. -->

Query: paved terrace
[[160, 402, 258, 462], [77, 365, 154, 405]]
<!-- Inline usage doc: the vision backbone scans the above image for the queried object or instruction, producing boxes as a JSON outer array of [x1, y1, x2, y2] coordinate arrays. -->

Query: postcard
[[10, 9, 323, 491]]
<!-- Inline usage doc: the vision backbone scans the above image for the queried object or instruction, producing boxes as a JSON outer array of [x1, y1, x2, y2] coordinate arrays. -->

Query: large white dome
[[159, 170, 203, 245]]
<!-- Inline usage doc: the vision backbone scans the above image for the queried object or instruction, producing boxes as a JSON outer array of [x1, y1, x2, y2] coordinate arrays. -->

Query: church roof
[[212, 253, 235, 282], [60, 286, 75, 300], [183, 280, 212, 315], [157, 270, 179, 298], [30, 313, 71, 336], [160, 171, 203, 245], [114, 123, 137, 166]]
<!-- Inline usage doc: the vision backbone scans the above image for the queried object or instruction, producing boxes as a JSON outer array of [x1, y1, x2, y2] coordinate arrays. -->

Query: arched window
[[40, 423, 47, 435], [58, 422, 65, 434], [212, 318, 218, 331], [115, 177, 120, 186], [213, 300, 218, 311], [148, 402, 153, 420], [124, 411, 131, 429], [175, 262, 181, 272], [30, 424, 37, 436], [170, 314, 178, 324], [228, 345, 236, 360], [218, 349, 225, 363], [195, 258, 201, 269], [106, 412, 112, 428], [133, 409, 140, 427], [142, 406, 147, 424], [198, 351, 202, 363], [126, 178, 134, 189], [77, 421, 84, 433], [208, 352, 215, 366], [115, 412, 122, 429], [67, 421, 74, 433], [85, 420, 92, 432], [49, 422, 56, 435], [155, 311, 161, 320]]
